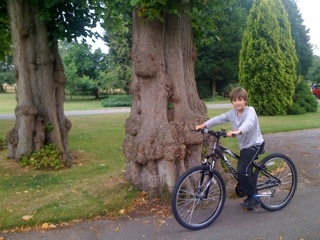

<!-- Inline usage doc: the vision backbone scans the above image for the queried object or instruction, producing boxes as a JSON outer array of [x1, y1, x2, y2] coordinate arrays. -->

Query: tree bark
[[5, 1, 71, 161], [123, 9, 207, 197], [211, 78, 216, 97]]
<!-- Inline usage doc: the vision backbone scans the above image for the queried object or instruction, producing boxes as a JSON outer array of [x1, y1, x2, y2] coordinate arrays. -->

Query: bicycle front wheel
[[254, 153, 298, 211], [171, 165, 226, 230]]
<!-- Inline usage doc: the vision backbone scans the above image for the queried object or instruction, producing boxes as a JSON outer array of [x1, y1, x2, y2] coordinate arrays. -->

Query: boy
[[195, 87, 265, 208]]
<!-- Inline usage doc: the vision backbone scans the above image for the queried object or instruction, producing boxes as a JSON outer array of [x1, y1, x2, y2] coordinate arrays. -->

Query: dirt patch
[[118, 192, 171, 220]]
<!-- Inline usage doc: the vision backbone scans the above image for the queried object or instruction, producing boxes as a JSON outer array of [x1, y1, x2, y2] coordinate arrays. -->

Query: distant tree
[[195, 0, 253, 98], [101, 1, 132, 93], [0, 2, 11, 60], [100, 63, 132, 93], [282, 0, 313, 78], [60, 42, 108, 98], [0, 54, 15, 92], [63, 62, 79, 97], [0, 2, 12, 93], [308, 55, 320, 84], [239, 0, 297, 115]]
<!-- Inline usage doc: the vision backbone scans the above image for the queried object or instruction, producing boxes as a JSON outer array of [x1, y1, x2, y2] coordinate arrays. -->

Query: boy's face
[[231, 97, 247, 112]]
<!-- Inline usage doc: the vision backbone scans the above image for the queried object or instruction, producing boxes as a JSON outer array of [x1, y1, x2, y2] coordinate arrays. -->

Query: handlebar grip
[[191, 129, 204, 133], [192, 128, 209, 133]]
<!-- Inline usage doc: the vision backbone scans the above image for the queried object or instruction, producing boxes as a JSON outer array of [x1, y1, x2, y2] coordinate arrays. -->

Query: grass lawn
[[0, 113, 138, 231], [0, 93, 106, 114], [0, 92, 319, 231]]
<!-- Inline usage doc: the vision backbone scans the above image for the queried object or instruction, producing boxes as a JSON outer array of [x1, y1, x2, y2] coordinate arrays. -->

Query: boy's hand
[[227, 130, 242, 137], [195, 124, 206, 130]]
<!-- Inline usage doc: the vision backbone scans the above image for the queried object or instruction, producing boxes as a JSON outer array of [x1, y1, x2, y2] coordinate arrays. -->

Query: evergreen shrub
[[289, 81, 318, 115], [101, 95, 132, 107]]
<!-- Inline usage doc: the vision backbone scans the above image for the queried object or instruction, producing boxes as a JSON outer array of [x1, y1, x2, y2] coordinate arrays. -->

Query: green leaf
[[130, 0, 140, 6]]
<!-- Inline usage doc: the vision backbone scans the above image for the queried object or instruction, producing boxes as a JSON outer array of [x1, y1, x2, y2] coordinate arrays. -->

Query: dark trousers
[[237, 142, 265, 196]]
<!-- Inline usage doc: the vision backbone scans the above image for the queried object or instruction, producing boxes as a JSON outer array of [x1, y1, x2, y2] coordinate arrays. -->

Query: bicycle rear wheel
[[171, 165, 226, 230], [254, 153, 298, 211]]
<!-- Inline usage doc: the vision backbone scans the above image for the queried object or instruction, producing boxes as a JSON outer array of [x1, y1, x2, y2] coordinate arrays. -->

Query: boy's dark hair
[[229, 87, 248, 104]]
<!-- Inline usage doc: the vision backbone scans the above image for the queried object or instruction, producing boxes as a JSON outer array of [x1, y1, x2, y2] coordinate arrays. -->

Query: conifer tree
[[239, 0, 297, 115]]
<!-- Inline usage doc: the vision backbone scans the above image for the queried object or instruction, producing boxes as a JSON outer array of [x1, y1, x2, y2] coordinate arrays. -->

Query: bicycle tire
[[254, 153, 298, 211], [171, 165, 226, 230]]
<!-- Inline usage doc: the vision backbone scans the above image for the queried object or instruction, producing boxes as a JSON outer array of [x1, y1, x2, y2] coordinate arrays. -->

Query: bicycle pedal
[[246, 207, 253, 211]]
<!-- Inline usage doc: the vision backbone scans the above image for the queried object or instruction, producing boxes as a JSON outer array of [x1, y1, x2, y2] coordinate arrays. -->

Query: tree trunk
[[123, 9, 207, 197], [211, 78, 216, 97], [5, 1, 72, 161]]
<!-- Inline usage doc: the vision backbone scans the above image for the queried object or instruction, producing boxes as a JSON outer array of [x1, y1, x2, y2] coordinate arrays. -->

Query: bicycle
[[171, 128, 298, 230]]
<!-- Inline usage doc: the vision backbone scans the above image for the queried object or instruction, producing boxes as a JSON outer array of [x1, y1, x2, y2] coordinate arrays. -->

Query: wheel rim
[[256, 156, 296, 209], [174, 168, 224, 228]]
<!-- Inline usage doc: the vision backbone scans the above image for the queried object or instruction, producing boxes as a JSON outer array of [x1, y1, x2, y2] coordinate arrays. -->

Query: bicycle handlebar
[[193, 128, 237, 138]]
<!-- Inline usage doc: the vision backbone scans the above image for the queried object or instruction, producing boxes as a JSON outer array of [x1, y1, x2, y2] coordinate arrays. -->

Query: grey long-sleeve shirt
[[205, 106, 264, 150]]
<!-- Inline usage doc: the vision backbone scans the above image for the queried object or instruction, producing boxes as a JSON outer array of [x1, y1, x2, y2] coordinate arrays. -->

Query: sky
[[296, 0, 320, 56], [87, 23, 109, 53], [90, 1, 320, 56]]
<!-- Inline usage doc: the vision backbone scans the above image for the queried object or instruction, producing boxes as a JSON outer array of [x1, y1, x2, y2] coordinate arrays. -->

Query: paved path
[[1, 100, 319, 120], [1, 129, 320, 240], [0, 103, 234, 120]]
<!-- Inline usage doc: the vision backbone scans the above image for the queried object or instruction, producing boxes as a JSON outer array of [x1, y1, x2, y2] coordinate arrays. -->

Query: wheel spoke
[[255, 154, 297, 211], [171, 165, 226, 230]]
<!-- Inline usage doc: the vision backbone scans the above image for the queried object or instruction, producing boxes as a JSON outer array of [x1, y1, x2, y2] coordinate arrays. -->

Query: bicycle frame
[[202, 138, 239, 180], [202, 137, 282, 192]]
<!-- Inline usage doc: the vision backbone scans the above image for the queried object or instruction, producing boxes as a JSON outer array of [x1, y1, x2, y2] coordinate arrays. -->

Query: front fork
[[198, 159, 217, 199]]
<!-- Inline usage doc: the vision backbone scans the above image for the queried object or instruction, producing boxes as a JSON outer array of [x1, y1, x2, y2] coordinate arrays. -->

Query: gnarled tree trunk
[[123, 9, 207, 197], [6, 1, 71, 161]]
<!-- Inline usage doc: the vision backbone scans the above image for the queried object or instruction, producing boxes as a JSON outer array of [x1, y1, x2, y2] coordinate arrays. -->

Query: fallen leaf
[[41, 223, 56, 229], [22, 215, 33, 221], [50, 223, 56, 228], [156, 219, 166, 228], [42, 223, 49, 229]]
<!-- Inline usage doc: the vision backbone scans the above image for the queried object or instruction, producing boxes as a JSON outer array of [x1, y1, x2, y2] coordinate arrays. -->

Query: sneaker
[[240, 196, 250, 206], [245, 196, 261, 208], [240, 196, 261, 208]]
